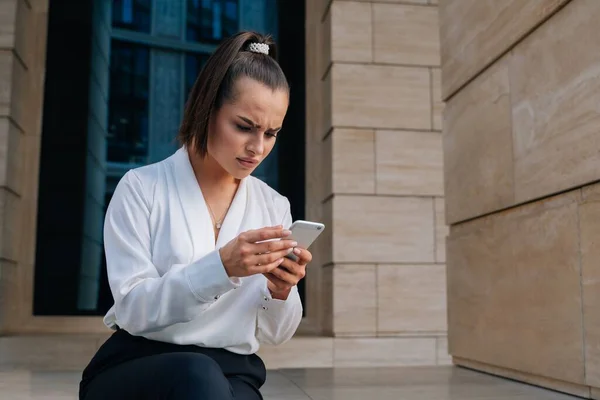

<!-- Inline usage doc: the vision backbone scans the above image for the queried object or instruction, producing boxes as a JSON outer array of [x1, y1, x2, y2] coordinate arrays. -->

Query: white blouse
[[102, 146, 303, 355]]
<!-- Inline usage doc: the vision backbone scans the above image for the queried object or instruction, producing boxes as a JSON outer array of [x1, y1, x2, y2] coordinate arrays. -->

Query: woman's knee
[[81, 352, 232, 400], [164, 353, 232, 398], [171, 352, 224, 380]]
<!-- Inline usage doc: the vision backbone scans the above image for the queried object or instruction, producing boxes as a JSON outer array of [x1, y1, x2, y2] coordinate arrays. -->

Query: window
[[112, 0, 152, 33], [107, 42, 150, 164], [187, 0, 238, 43], [185, 53, 209, 99], [34, 0, 305, 317]]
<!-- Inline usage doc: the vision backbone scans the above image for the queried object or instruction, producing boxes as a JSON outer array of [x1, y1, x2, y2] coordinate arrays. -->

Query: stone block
[[325, 129, 375, 197], [511, 0, 600, 204], [258, 337, 334, 369], [376, 130, 443, 196], [0, 50, 26, 130], [374, 3, 440, 66], [0, 117, 21, 194], [434, 198, 447, 263], [334, 337, 437, 367], [0, 187, 20, 263], [332, 264, 377, 335], [378, 264, 446, 333], [331, 63, 431, 130], [437, 336, 452, 365], [440, 0, 569, 98], [580, 184, 600, 387], [0, 0, 18, 50], [447, 191, 585, 384], [332, 195, 435, 263], [328, 1, 372, 70], [432, 68, 443, 131], [443, 58, 514, 224]]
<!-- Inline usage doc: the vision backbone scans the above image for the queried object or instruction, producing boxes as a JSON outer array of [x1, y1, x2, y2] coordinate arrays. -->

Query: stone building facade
[[441, 0, 600, 396], [0, 0, 450, 370]]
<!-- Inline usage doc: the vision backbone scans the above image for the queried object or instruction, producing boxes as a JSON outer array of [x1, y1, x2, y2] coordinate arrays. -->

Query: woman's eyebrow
[[237, 116, 281, 131], [238, 116, 259, 128]]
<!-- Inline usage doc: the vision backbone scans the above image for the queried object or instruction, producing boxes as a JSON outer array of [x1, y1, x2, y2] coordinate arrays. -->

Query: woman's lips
[[237, 158, 258, 168]]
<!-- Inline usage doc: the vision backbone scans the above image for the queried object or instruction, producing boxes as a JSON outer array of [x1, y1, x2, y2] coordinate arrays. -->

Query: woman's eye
[[237, 124, 252, 132], [266, 132, 278, 138]]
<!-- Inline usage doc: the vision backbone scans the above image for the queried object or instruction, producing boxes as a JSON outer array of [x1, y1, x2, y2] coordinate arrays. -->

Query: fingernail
[[278, 258, 284, 264], [294, 248, 301, 255], [291, 241, 298, 247], [287, 248, 294, 254], [282, 229, 292, 236]]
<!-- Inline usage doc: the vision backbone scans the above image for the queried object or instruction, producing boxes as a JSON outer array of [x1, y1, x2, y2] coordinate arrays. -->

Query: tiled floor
[[0, 366, 581, 399]]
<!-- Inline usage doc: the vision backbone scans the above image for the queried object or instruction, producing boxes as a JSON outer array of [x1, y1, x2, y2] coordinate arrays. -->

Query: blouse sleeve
[[255, 197, 304, 345], [104, 170, 240, 335]]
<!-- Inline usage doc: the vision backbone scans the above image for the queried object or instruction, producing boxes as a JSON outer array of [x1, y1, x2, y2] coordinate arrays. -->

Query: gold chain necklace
[[206, 202, 228, 230]]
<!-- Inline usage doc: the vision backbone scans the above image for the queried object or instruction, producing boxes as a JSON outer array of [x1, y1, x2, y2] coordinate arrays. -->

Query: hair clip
[[248, 43, 269, 55]]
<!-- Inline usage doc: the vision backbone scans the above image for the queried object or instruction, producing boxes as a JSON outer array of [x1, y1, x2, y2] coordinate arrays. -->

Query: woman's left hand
[[264, 247, 312, 300]]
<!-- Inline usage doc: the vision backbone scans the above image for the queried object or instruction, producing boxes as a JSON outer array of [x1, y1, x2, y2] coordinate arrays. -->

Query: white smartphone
[[285, 220, 325, 261]]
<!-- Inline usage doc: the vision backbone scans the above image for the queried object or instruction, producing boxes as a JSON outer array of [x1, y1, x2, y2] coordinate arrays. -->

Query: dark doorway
[[275, 0, 307, 310]]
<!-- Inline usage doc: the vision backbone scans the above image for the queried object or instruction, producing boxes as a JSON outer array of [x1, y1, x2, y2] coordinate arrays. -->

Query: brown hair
[[178, 31, 290, 157]]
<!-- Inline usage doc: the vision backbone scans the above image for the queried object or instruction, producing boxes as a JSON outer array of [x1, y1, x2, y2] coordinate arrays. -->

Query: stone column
[[307, 0, 449, 367], [441, 0, 600, 396], [0, 0, 49, 331], [78, 0, 112, 311]]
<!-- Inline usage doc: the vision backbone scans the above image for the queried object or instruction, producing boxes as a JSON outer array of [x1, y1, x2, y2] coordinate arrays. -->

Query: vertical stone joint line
[[371, 1, 375, 63], [507, 55, 517, 205], [429, 68, 434, 131], [435, 335, 440, 365], [577, 197, 588, 383], [373, 131, 378, 195], [375, 263, 379, 335], [432, 197, 437, 263]]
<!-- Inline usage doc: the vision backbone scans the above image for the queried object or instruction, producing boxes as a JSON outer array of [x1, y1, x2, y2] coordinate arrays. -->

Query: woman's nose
[[246, 135, 264, 155]]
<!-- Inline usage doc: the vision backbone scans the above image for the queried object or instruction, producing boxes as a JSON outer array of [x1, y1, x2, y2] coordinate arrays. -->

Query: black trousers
[[79, 329, 266, 400]]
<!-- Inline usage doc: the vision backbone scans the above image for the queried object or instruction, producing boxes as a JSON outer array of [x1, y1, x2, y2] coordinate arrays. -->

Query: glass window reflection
[[187, 0, 239, 43], [185, 53, 209, 101], [112, 0, 152, 33], [108, 41, 150, 164]]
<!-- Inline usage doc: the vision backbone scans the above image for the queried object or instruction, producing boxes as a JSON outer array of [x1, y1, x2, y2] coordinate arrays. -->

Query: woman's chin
[[233, 172, 251, 180], [229, 167, 255, 180], [230, 160, 260, 179]]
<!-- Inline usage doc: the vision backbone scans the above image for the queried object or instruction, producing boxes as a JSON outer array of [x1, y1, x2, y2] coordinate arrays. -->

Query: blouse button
[[214, 295, 220, 300], [262, 306, 268, 310]]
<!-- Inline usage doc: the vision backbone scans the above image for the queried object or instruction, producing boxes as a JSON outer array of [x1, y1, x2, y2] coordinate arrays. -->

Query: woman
[[79, 31, 311, 400]]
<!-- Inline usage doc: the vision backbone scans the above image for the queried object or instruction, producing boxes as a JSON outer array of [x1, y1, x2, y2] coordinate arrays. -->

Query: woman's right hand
[[219, 225, 297, 278]]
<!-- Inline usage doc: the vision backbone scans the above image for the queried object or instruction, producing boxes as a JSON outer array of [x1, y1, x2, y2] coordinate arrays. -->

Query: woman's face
[[207, 77, 289, 180]]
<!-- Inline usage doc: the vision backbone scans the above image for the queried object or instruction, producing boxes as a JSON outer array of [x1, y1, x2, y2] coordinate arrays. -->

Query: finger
[[280, 258, 307, 280], [249, 247, 294, 266], [252, 257, 286, 274], [263, 272, 290, 290], [241, 226, 291, 243], [291, 247, 312, 265], [269, 264, 300, 285], [253, 239, 298, 254], [279, 257, 299, 273]]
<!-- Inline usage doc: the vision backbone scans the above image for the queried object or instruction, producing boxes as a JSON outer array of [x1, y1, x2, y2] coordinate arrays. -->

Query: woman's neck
[[188, 147, 239, 194]]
